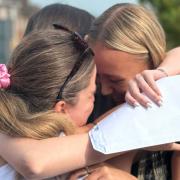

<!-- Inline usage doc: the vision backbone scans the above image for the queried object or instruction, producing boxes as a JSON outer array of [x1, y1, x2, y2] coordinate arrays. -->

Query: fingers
[[127, 78, 151, 107], [86, 165, 112, 180], [135, 73, 162, 104], [86, 170, 103, 180], [125, 91, 139, 107], [126, 70, 164, 107], [141, 70, 162, 97], [86, 165, 137, 180], [69, 168, 88, 180], [70, 164, 105, 180]]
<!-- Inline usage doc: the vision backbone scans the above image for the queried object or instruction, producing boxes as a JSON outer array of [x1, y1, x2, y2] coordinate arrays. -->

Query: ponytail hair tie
[[0, 64, 11, 89]]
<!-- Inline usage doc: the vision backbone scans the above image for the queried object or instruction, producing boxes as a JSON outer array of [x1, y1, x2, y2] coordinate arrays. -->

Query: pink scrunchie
[[0, 64, 10, 89]]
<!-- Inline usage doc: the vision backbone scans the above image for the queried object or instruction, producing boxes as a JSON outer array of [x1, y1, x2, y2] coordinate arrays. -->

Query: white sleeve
[[89, 75, 180, 154]]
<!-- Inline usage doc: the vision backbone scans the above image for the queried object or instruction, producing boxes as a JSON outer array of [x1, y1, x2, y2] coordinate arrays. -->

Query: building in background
[[0, 0, 38, 63]]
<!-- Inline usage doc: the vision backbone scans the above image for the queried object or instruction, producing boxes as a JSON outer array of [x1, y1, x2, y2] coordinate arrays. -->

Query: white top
[[0, 164, 15, 180], [89, 75, 180, 154]]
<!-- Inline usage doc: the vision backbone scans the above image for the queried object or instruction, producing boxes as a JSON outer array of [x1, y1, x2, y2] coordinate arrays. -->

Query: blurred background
[[0, 0, 179, 63]]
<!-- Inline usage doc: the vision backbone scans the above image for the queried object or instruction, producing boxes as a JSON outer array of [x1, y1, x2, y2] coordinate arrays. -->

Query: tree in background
[[139, 0, 180, 49]]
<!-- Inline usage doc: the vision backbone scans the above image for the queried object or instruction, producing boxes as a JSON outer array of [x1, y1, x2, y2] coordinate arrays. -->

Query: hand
[[144, 143, 180, 152], [125, 69, 167, 107], [69, 163, 137, 180]]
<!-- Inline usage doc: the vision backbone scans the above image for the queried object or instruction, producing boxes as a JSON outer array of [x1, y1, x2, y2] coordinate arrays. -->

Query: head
[[24, 3, 95, 37], [88, 3, 166, 103], [6, 29, 95, 130]]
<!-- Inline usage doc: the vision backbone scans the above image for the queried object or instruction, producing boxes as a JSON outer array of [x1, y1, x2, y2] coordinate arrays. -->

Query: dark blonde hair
[[0, 30, 94, 145], [89, 3, 166, 68]]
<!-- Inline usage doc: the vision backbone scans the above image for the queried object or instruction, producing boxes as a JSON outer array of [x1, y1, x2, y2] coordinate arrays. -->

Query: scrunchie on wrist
[[0, 64, 11, 89]]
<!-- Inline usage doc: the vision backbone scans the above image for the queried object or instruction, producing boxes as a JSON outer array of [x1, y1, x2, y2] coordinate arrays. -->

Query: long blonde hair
[[89, 3, 166, 68]]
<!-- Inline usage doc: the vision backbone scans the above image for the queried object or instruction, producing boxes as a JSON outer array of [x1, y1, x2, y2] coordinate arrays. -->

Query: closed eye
[[105, 75, 125, 84], [109, 79, 124, 83]]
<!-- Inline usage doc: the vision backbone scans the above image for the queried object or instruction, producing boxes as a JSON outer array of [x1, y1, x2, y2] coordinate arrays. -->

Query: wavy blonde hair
[[89, 3, 166, 68]]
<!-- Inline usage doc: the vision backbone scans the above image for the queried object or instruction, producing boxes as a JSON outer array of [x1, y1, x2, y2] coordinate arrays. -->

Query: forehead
[[92, 43, 142, 77]]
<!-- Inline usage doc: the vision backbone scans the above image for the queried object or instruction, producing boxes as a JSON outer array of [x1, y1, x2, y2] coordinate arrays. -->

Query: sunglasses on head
[[53, 23, 94, 101]]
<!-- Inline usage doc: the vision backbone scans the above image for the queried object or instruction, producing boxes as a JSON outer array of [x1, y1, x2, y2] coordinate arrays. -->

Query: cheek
[[82, 99, 94, 118], [81, 99, 94, 124], [87, 99, 94, 115], [70, 101, 94, 127]]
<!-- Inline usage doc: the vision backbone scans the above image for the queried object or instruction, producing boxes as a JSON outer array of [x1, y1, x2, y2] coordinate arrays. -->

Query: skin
[[0, 67, 97, 176], [125, 47, 180, 107], [92, 42, 149, 104], [0, 66, 130, 179], [69, 163, 137, 180], [63, 67, 97, 127], [92, 42, 180, 178], [172, 152, 180, 180], [0, 46, 180, 179]]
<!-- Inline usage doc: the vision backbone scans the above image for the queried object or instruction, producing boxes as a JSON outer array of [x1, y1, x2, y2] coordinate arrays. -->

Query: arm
[[172, 151, 180, 180], [125, 47, 180, 107], [0, 104, 123, 179], [159, 47, 180, 76], [0, 133, 117, 179]]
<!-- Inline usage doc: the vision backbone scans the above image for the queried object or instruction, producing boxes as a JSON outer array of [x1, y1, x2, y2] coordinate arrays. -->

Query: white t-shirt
[[0, 164, 15, 180]]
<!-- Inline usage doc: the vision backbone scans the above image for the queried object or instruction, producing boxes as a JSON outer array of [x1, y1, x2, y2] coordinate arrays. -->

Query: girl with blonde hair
[[0, 3, 180, 180], [87, 3, 180, 179]]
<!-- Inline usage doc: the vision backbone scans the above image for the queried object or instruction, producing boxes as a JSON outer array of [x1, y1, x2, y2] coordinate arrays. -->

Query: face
[[92, 43, 149, 104], [65, 67, 97, 127]]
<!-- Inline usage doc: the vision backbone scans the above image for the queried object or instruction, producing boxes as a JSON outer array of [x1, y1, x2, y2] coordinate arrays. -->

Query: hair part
[[8, 30, 95, 113], [24, 3, 95, 37], [89, 3, 166, 68]]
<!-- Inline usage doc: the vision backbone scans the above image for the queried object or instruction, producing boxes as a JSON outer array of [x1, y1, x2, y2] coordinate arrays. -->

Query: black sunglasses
[[53, 23, 94, 101]]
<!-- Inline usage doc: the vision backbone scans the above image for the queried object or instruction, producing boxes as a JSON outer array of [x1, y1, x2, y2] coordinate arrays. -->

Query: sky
[[30, 0, 138, 16]]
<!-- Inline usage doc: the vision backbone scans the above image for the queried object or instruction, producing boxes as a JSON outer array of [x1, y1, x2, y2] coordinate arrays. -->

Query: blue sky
[[30, 0, 138, 16]]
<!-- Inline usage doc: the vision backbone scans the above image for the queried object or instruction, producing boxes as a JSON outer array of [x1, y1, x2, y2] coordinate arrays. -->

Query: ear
[[54, 100, 67, 113]]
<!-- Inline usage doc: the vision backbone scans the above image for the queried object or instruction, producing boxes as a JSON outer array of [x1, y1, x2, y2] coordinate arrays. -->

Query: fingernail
[[159, 95, 163, 100], [134, 102, 140, 107], [157, 99, 163, 106], [146, 102, 152, 108]]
